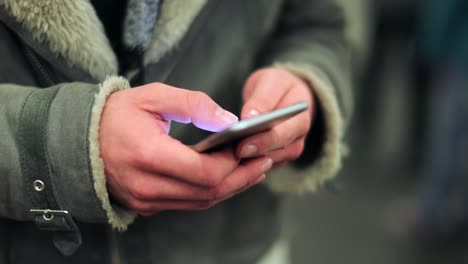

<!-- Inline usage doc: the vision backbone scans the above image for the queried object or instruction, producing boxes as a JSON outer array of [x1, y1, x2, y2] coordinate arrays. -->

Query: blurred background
[[277, 0, 468, 263]]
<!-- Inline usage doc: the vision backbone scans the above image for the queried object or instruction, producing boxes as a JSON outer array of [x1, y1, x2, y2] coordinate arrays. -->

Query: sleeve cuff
[[264, 62, 347, 194], [88, 76, 137, 230]]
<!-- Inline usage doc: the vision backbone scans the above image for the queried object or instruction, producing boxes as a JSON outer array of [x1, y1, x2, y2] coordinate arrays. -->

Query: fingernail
[[215, 107, 238, 126], [254, 174, 266, 184], [240, 144, 258, 158], [246, 109, 260, 119], [262, 158, 273, 172]]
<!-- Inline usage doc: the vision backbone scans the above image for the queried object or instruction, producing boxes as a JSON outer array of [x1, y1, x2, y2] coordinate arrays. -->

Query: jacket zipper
[[25, 48, 56, 86]]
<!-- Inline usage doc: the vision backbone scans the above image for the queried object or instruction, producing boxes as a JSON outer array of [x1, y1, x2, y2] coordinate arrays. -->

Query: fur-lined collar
[[0, 0, 207, 81]]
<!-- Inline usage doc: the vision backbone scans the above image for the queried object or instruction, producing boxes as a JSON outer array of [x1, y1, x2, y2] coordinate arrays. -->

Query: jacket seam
[[17, 89, 35, 207]]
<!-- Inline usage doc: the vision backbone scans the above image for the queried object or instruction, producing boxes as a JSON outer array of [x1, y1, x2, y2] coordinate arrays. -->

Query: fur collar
[[1, 0, 207, 81]]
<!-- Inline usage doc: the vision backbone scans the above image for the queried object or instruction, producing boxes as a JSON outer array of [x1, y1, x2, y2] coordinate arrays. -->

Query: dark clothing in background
[[90, 0, 127, 55], [414, 0, 468, 241], [417, 0, 468, 67]]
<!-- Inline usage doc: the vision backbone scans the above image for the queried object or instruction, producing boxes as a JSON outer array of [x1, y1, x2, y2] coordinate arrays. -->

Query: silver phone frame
[[192, 101, 309, 152]]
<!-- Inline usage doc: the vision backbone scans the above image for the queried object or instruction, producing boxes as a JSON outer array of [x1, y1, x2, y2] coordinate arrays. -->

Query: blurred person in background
[[411, 0, 468, 244], [0, 0, 351, 263]]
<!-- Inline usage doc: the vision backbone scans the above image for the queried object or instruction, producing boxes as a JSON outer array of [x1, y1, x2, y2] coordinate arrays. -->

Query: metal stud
[[33, 180, 45, 192]]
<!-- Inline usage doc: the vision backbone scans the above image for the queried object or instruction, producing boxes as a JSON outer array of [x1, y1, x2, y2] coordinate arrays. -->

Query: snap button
[[33, 180, 45, 191], [43, 210, 54, 221]]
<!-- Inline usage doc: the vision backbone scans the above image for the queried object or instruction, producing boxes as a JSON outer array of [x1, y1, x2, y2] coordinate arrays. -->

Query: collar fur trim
[[2, 0, 118, 81], [145, 0, 207, 65], [1, 0, 207, 81]]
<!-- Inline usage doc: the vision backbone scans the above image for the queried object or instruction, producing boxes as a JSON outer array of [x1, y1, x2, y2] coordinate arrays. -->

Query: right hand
[[99, 83, 273, 216]]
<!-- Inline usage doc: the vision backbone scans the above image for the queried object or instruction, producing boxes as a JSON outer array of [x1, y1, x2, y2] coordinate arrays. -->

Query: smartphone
[[192, 101, 309, 152]]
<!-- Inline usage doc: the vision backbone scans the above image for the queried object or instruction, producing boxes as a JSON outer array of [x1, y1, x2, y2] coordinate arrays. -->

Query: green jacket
[[0, 0, 352, 263]]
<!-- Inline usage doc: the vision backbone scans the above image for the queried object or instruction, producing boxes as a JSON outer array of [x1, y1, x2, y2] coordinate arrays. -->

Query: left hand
[[237, 67, 315, 169]]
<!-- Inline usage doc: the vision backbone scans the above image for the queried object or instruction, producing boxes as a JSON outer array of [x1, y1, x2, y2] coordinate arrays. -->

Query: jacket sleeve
[[258, 0, 353, 193], [0, 76, 135, 230]]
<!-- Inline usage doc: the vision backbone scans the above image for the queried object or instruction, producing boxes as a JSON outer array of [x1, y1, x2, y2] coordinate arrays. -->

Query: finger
[[241, 69, 294, 119], [134, 83, 238, 132], [209, 157, 272, 200], [132, 158, 270, 215], [211, 173, 266, 205], [236, 111, 310, 158], [133, 157, 270, 203], [137, 173, 268, 215], [135, 199, 216, 216], [135, 134, 240, 187], [266, 138, 306, 164], [272, 161, 288, 170], [124, 171, 225, 202], [241, 69, 263, 100]]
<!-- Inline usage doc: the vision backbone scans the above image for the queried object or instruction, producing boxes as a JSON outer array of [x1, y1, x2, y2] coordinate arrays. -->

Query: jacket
[[0, 0, 352, 263]]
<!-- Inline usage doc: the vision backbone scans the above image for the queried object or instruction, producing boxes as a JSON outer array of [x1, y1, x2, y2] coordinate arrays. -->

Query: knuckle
[[208, 187, 223, 201], [254, 98, 271, 113], [200, 166, 225, 187], [143, 82, 170, 92], [267, 68, 291, 83], [128, 180, 158, 200], [284, 129, 296, 146], [271, 129, 285, 149], [287, 142, 305, 160], [193, 91, 210, 101], [202, 174, 223, 188], [190, 91, 211, 108], [139, 211, 155, 217], [131, 143, 154, 168], [260, 67, 278, 77], [153, 82, 166, 88], [128, 186, 146, 201], [195, 201, 215, 210], [131, 187, 151, 201], [127, 198, 150, 212]]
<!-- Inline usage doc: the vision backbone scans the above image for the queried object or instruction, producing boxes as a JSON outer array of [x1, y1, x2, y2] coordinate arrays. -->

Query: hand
[[99, 83, 273, 216], [237, 67, 315, 168]]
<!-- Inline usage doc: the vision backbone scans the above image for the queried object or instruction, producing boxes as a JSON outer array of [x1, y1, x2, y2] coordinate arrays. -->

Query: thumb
[[137, 83, 238, 132]]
